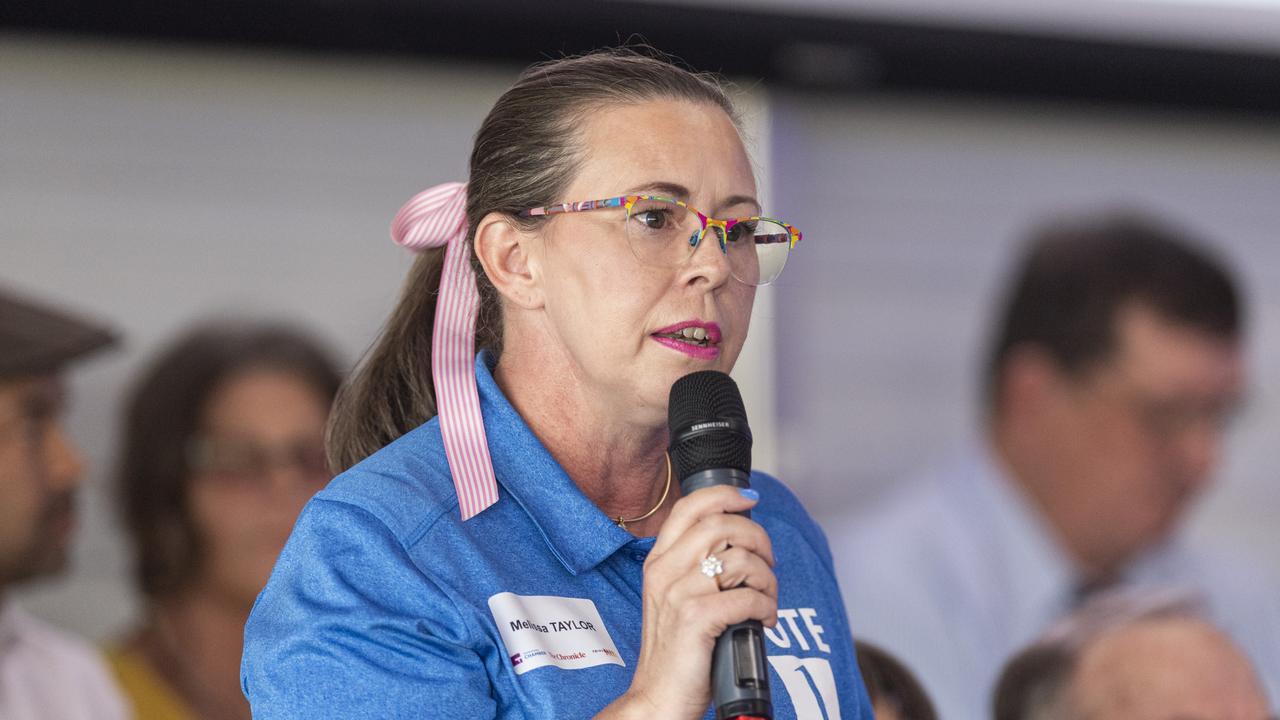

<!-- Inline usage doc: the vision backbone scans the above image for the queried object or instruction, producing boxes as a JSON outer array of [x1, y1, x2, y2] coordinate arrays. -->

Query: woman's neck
[[142, 588, 251, 720], [494, 349, 679, 538]]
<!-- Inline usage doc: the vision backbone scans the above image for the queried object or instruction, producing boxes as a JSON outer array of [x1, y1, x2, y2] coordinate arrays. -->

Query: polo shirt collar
[[474, 352, 637, 576]]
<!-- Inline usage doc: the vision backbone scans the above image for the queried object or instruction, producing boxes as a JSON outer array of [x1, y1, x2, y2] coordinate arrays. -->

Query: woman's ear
[[473, 212, 543, 310]]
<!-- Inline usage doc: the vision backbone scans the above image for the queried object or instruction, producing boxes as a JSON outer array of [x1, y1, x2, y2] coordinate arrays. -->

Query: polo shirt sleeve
[[242, 497, 496, 719]]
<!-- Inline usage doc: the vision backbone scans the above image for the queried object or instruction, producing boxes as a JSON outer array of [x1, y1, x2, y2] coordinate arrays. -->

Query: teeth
[[680, 327, 708, 341]]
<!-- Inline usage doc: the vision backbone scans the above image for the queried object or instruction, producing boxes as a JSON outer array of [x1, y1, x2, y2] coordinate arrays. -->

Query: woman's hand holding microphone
[[598, 485, 777, 720]]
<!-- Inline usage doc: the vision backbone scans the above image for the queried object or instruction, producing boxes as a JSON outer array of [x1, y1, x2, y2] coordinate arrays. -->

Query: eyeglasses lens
[[191, 438, 330, 488], [624, 198, 791, 286]]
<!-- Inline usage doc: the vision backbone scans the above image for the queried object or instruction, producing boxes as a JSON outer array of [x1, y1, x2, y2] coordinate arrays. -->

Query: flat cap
[[0, 287, 117, 377]]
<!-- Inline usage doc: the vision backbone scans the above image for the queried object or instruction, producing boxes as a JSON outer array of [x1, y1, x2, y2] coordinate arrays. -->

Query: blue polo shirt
[[242, 354, 873, 719]]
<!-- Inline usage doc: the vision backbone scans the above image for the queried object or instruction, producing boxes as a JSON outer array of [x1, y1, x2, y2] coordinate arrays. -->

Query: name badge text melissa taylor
[[488, 592, 626, 676]]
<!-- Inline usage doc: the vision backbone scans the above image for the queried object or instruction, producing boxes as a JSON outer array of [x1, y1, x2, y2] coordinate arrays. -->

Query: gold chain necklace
[[614, 452, 672, 530]]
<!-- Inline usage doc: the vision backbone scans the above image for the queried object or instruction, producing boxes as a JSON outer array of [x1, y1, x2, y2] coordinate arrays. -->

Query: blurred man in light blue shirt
[[830, 213, 1278, 719]]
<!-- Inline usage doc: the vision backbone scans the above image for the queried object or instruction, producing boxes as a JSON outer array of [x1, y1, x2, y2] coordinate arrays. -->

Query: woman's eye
[[726, 222, 755, 244], [635, 210, 668, 229]]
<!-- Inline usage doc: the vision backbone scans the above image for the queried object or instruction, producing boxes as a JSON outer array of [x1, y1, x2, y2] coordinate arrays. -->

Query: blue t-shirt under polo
[[242, 354, 873, 719]]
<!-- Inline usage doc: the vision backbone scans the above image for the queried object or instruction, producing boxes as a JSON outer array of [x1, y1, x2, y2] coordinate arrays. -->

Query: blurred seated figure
[[855, 639, 938, 720], [993, 590, 1271, 720], [0, 288, 126, 719], [107, 322, 341, 720], [829, 212, 1280, 718]]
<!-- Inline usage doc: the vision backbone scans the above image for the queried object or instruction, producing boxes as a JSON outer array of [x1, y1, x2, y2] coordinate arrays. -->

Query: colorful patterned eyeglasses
[[519, 195, 802, 286]]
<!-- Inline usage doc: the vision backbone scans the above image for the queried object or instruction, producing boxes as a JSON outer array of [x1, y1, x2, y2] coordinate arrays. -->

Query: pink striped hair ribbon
[[391, 182, 499, 521]]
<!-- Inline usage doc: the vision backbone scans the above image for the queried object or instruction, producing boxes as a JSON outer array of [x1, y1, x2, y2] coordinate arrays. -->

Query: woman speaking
[[242, 48, 873, 719]]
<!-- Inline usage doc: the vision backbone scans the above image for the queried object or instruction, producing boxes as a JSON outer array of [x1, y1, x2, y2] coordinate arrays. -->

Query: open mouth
[[650, 322, 722, 359], [652, 326, 715, 347]]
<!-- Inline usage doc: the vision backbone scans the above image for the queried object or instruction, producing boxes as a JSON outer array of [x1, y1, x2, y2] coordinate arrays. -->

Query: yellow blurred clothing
[[105, 644, 197, 720]]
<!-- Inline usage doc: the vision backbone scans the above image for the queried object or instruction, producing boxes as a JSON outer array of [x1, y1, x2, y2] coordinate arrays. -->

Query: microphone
[[668, 370, 772, 720]]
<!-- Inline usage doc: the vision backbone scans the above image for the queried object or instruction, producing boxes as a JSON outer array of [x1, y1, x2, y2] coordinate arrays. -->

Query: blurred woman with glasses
[[107, 322, 341, 720]]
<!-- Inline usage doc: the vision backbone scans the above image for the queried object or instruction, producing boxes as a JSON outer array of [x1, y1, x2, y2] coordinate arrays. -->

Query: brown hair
[[855, 640, 939, 720], [993, 590, 1207, 720], [117, 321, 341, 599], [984, 211, 1241, 412], [326, 47, 741, 472]]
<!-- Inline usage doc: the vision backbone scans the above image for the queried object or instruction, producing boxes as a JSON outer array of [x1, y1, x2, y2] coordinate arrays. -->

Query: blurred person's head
[[993, 590, 1270, 720], [984, 212, 1243, 581], [856, 639, 939, 720], [117, 322, 340, 610], [0, 288, 114, 592]]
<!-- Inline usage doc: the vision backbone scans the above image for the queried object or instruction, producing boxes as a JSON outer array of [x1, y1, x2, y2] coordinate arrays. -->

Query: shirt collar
[[948, 439, 1080, 632], [474, 352, 637, 576]]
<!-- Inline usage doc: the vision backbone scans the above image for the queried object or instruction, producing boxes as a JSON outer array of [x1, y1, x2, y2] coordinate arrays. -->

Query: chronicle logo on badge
[[488, 592, 625, 676]]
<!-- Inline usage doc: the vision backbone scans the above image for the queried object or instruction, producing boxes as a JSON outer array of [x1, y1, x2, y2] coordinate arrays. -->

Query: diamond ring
[[700, 554, 724, 579]]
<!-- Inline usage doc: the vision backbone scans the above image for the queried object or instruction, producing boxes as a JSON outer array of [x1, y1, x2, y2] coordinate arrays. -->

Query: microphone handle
[[681, 469, 773, 720]]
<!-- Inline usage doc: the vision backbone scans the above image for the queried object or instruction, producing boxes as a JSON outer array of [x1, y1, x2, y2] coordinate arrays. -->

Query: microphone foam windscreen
[[667, 370, 752, 479]]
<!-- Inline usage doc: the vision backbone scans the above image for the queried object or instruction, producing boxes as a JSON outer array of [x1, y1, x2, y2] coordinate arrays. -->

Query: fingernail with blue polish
[[739, 488, 760, 502]]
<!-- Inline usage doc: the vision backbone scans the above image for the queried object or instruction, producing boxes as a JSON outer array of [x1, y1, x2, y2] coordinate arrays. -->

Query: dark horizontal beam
[[5, 0, 1280, 117]]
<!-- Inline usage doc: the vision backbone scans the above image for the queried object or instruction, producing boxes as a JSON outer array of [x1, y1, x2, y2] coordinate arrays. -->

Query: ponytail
[[326, 250, 444, 472]]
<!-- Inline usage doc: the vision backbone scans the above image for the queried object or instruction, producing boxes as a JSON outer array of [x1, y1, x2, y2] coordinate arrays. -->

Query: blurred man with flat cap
[[0, 287, 128, 718]]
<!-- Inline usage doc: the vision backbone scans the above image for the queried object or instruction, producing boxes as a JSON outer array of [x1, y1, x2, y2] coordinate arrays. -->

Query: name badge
[[488, 592, 625, 676]]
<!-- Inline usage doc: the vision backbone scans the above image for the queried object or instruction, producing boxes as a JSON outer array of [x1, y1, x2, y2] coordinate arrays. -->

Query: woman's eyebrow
[[720, 194, 762, 215], [623, 181, 691, 199]]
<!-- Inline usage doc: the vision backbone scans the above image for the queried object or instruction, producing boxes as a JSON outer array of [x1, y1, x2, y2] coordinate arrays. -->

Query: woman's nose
[[683, 224, 733, 286], [690, 225, 727, 252]]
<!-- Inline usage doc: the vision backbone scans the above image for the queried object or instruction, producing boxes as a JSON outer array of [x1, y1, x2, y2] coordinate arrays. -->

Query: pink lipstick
[[650, 320, 722, 360]]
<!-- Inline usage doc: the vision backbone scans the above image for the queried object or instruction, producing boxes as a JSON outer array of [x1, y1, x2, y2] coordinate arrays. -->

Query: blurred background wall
[[2, 0, 1279, 641]]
